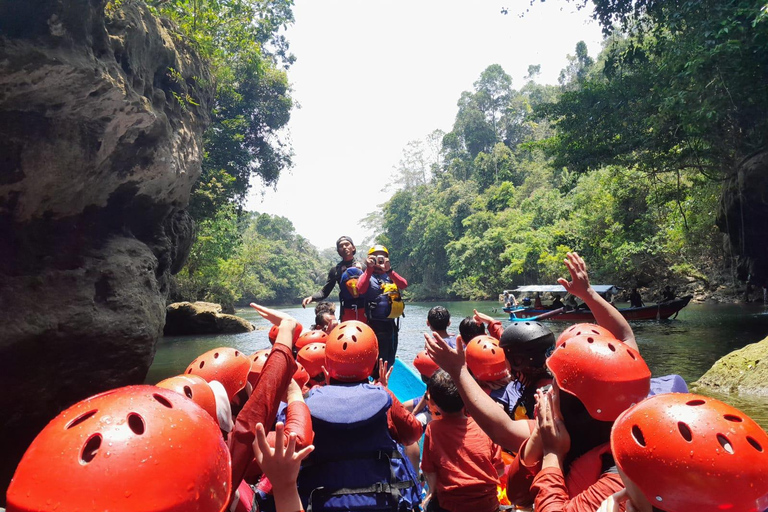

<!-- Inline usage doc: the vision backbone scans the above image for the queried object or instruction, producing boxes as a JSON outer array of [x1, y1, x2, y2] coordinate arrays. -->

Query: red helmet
[[612, 393, 768, 512], [156, 374, 218, 422], [325, 320, 378, 381], [413, 350, 440, 378], [247, 349, 271, 387], [268, 323, 304, 345], [296, 329, 328, 350], [6, 385, 231, 512], [555, 323, 616, 348], [185, 347, 251, 402], [465, 335, 510, 381], [297, 342, 326, 379], [547, 334, 650, 421], [293, 363, 310, 389]]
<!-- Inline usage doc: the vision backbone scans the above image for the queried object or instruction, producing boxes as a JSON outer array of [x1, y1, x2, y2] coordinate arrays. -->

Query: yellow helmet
[[368, 244, 389, 256]]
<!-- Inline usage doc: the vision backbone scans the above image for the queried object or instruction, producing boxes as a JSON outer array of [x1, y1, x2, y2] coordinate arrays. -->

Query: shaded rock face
[[164, 301, 255, 335], [0, 0, 212, 497], [717, 151, 768, 286], [694, 336, 768, 397]]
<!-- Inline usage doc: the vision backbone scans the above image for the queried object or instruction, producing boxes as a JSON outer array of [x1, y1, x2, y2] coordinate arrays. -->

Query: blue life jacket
[[339, 267, 366, 311], [299, 383, 421, 512]]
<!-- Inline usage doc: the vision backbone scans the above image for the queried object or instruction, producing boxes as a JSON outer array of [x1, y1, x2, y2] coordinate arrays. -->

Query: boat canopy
[[510, 285, 622, 295]]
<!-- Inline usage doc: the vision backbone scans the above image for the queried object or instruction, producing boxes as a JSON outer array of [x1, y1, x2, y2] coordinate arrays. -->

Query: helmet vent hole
[[686, 399, 705, 406], [587, 337, 594, 343], [235, 350, 240, 357], [214, 352, 219, 358], [723, 414, 742, 423], [355, 326, 362, 332], [351, 335, 358, 342], [80, 434, 102, 464], [343, 342, 348, 351], [677, 422, 693, 442], [608, 343, 616, 352], [199, 361, 205, 369], [631, 425, 646, 447], [152, 393, 173, 408], [627, 350, 636, 360], [128, 413, 145, 435], [747, 436, 763, 452], [561, 342, 566, 349], [491, 348, 496, 355], [717, 434, 734, 454], [183, 385, 193, 399], [66, 409, 97, 429]]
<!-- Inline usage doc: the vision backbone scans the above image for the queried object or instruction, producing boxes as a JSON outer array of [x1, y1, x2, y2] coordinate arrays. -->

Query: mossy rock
[[693, 336, 768, 396]]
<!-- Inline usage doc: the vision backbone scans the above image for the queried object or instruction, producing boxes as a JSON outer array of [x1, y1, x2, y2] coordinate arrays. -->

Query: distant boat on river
[[502, 285, 693, 322]]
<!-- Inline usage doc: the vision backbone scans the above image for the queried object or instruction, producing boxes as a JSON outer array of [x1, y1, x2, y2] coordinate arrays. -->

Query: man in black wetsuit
[[301, 236, 365, 322]]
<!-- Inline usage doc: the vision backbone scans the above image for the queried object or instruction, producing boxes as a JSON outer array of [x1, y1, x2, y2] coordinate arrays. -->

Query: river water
[[148, 301, 768, 427]]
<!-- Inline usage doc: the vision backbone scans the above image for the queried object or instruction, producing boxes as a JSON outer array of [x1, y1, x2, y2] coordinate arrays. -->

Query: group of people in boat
[[6, 241, 768, 512]]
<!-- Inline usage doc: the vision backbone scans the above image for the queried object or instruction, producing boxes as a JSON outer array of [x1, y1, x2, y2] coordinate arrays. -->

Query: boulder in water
[[165, 301, 254, 335], [694, 336, 768, 396]]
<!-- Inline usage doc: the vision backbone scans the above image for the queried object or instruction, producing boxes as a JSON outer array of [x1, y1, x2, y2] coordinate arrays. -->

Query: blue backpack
[[339, 267, 366, 310], [299, 383, 421, 511]]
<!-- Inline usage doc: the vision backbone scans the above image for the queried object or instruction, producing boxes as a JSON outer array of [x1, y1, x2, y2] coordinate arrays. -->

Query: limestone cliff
[[0, 0, 213, 496], [717, 150, 768, 286]]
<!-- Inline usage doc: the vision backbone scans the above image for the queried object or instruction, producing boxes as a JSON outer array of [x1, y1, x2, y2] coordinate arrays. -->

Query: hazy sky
[[246, 0, 604, 251]]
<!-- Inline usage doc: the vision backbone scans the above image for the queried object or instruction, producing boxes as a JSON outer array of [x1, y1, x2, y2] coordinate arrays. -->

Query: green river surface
[[148, 301, 768, 428]]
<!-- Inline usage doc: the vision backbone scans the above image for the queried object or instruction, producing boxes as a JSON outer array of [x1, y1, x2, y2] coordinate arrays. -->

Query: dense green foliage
[[150, 0, 295, 219], [376, 52, 729, 300], [147, 0, 330, 305], [172, 208, 333, 308]]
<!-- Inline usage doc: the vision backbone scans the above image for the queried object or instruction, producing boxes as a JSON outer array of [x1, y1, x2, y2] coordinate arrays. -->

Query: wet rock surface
[[694, 336, 768, 396], [0, 0, 212, 497]]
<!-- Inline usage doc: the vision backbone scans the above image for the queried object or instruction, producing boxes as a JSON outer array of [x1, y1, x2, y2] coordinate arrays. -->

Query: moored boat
[[502, 285, 692, 322]]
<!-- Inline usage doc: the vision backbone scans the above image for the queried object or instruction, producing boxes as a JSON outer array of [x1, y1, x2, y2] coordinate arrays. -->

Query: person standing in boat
[[661, 285, 675, 302], [629, 288, 644, 308], [301, 236, 366, 323], [357, 244, 408, 370]]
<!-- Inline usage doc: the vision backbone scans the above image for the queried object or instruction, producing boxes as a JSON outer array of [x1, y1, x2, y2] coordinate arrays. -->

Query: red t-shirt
[[421, 415, 503, 512]]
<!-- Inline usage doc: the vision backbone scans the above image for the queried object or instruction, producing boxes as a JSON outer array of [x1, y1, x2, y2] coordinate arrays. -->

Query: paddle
[[528, 307, 565, 322]]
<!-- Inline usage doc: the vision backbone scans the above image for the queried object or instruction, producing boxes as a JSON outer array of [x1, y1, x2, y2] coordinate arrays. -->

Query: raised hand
[[250, 303, 293, 326], [472, 308, 495, 326], [376, 358, 393, 388], [424, 332, 466, 377], [537, 387, 570, 459], [556, 252, 591, 300]]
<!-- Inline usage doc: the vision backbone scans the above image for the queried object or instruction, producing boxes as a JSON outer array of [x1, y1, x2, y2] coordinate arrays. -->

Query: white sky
[[246, 0, 604, 251]]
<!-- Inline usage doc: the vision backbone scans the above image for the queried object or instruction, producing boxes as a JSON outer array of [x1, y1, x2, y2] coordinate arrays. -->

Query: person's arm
[[423, 472, 438, 505], [425, 333, 532, 452], [385, 388, 423, 446], [229, 319, 298, 501], [532, 469, 626, 512], [305, 266, 338, 306], [279, 382, 314, 448], [557, 252, 637, 351], [356, 261, 374, 294], [474, 309, 503, 340], [253, 422, 314, 512], [387, 270, 408, 289]]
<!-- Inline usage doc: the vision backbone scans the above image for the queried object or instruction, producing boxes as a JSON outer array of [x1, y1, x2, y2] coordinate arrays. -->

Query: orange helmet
[[555, 323, 616, 348], [465, 335, 510, 381], [156, 374, 218, 422], [6, 385, 231, 512], [296, 329, 328, 350], [293, 363, 310, 389], [185, 347, 251, 403], [612, 393, 768, 512], [268, 323, 303, 345], [268, 325, 279, 344], [297, 342, 326, 379], [247, 349, 271, 387], [325, 320, 378, 381], [413, 350, 440, 378], [547, 334, 650, 421]]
